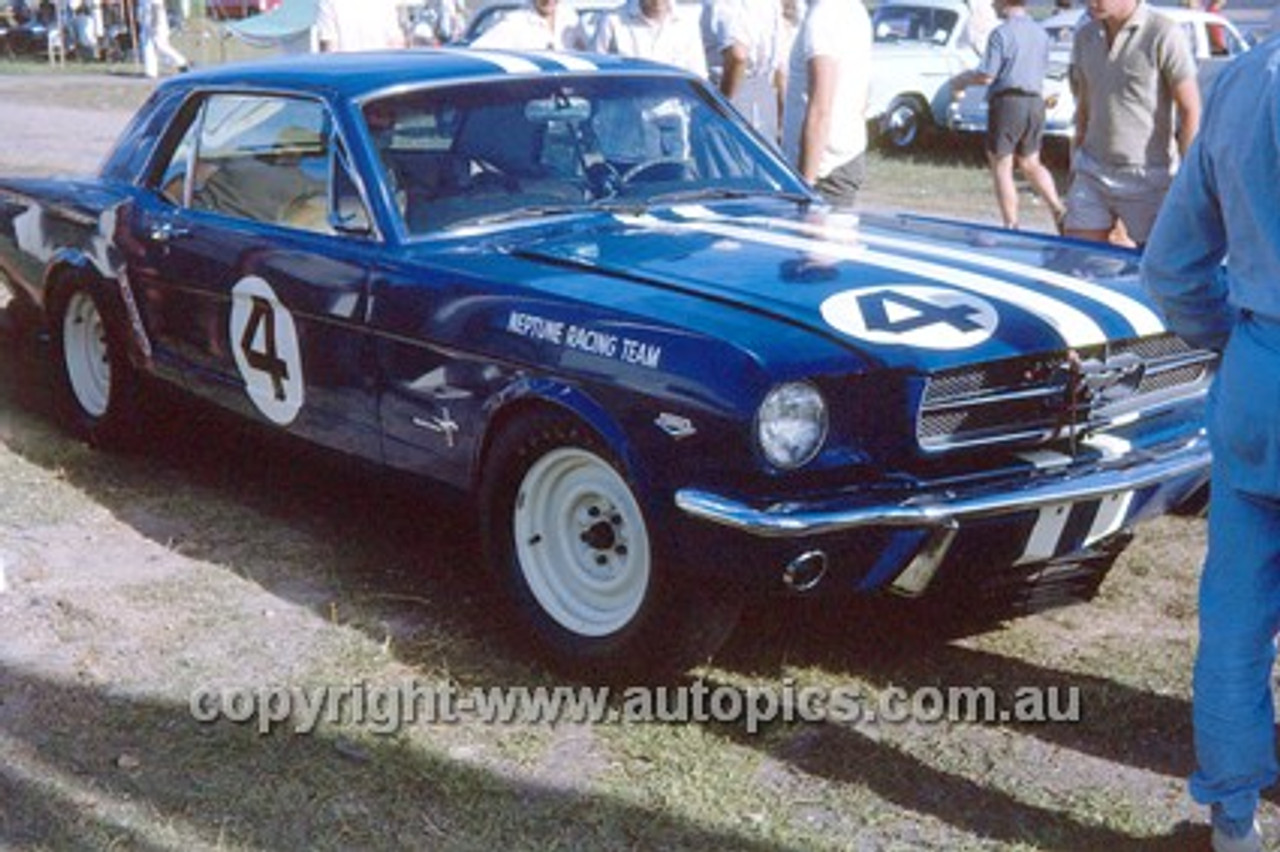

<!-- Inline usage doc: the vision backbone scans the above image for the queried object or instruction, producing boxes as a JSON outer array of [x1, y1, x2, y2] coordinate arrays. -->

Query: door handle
[[148, 221, 191, 243]]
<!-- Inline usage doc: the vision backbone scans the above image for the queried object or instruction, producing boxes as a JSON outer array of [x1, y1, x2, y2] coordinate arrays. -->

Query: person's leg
[[985, 97, 1019, 228], [1062, 154, 1115, 242], [813, 154, 865, 209], [1191, 475, 1280, 837], [1015, 150, 1065, 230], [1191, 327, 1280, 840], [1012, 101, 1065, 231], [987, 151, 1018, 228]]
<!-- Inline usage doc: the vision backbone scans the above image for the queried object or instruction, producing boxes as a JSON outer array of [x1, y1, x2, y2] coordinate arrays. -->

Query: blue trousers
[[1190, 314, 1280, 829]]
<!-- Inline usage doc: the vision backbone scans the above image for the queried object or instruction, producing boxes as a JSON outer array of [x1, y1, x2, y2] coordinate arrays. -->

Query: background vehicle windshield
[[360, 75, 804, 235], [872, 6, 958, 43]]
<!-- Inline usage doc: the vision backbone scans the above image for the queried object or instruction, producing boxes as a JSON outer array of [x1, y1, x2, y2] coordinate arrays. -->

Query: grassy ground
[[0, 65, 1250, 851]]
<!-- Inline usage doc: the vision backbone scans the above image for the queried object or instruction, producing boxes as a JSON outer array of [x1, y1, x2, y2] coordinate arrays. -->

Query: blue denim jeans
[[1190, 315, 1280, 829]]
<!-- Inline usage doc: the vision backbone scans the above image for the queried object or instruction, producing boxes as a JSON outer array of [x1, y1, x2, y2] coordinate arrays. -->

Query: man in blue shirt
[[1141, 34, 1280, 852], [951, 0, 1066, 231]]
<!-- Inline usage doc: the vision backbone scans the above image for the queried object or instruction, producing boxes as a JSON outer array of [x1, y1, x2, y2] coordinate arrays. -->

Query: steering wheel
[[620, 157, 689, 185], [586, 161, 623, 200]]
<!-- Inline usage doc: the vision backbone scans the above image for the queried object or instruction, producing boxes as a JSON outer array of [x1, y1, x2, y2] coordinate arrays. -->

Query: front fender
[[476, 375, 637, 489]]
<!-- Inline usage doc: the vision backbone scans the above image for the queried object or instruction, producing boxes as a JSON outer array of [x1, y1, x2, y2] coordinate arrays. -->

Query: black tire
[[880, 95, 931, 151], [49, 280, 142, 449], [479, 410, 742, 682]]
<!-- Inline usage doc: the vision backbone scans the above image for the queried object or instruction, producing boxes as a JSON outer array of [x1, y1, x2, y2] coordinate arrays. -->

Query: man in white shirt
[[471, 0, 588, 50], [704, 0, 787, 142], [593, 0, 707, 77], [781, 0, 871, 206], [316, 0, 405, 52]]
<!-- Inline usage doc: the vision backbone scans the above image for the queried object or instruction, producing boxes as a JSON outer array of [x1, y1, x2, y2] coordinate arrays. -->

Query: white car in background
[[947, 5, 1250, 142], [868, 0, 988, 149]]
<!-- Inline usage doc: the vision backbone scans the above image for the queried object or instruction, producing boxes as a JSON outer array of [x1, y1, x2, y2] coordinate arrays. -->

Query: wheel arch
[[43, 253, 153, 370], [471, 378, 641, 498]]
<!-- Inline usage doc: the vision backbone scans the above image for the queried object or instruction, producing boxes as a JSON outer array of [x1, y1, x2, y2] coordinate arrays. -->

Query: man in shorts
[[1064, 0, 1200, 246], [953, 0, 1066, 231]]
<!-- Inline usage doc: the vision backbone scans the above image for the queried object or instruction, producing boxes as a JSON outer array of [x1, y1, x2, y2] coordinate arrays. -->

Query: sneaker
[[1211, 820, 1262, 852]]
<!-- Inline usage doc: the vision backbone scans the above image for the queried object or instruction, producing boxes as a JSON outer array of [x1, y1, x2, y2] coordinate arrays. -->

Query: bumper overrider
[[674, 431, 1209, 598]]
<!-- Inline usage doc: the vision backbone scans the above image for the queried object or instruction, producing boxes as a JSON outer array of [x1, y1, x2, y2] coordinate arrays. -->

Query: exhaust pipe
[[783, 550, 828, 592]]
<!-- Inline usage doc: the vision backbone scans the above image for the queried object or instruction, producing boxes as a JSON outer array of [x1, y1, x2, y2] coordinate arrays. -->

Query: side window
[[185, 94, 334, 234]]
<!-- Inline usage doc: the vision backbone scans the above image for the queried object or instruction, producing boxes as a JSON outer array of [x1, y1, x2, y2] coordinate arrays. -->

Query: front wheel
[[50, 282, 142, 448], [880, 96, 931, 150], [480, 411, 741, 680]]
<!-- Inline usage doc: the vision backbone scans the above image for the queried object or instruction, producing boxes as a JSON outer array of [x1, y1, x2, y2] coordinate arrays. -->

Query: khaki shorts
[[1063, 150, 1174, 244]]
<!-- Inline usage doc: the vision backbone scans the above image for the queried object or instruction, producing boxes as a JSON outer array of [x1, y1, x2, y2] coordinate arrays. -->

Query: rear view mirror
[[525, 96, 591, 124]]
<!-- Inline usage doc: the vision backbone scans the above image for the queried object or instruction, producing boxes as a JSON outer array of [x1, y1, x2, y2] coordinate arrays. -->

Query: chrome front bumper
[[674, 432, 1209, 539]]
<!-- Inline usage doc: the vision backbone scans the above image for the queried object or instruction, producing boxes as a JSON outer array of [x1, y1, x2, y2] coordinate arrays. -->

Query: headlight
[[756, 382, 828, 470]]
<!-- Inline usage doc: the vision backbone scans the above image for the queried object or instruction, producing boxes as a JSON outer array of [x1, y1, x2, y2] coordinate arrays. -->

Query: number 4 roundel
[[820, 285, 999, 350], [229, 276, 305, 425]]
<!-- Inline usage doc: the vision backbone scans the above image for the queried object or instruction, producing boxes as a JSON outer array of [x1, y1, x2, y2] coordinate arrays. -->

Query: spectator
[[1205, 0, 1226, 55], [705, 0, 788, 142], [1140, 35, 1280, 852], [432, 0, 467, 44], [1063, 0, 1200, 246], [315, 0, 405, 52], [951, 0, 1066, 231], [470, 0, 588, 50], [72, 3, 99, 61], [593, 0, 707, 77], [140, 0, 189, 78], [780, 0, 871, 206]]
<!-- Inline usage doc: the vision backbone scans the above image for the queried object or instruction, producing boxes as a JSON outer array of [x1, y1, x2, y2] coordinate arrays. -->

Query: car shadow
[[0, 662, 795, 850]]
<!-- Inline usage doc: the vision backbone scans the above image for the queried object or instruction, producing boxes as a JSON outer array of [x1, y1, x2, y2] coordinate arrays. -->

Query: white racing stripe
[[537, 52, 599, 71], [1084, 491, 1134, 546], [1016, 502, 1073, 566], [466, 51, 543, 74], [626, 213, 1108, 347], [676, 208, 1165, 339]]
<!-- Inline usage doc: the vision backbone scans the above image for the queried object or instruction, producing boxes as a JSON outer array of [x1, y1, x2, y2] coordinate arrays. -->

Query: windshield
[[360, 75, 805, 236], [871, 6, 959, 44]]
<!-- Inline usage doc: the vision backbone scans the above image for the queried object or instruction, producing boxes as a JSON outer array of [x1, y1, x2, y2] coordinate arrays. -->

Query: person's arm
[[954, 26, 1001, 94], [950, 68, 994, 95], [1171, 75, 1202, 158], [797, 54, 837, 183], [1140, 137, 1234, 351], [720, 42, 747, 98]]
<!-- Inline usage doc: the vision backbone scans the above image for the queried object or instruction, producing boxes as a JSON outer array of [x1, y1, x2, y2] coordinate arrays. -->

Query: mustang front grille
[[917, 333, 1216, 452]]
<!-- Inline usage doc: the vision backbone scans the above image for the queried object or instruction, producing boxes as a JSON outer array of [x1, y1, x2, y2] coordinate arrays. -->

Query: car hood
[[490, 203, 1167, 373]]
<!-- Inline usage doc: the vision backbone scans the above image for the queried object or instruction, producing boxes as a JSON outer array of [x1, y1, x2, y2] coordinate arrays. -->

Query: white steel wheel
[[62, 289, 112, 419], [513, 446, 652, 638]]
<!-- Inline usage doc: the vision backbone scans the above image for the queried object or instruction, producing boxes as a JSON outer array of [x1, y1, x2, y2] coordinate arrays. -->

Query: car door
[[125, 91, 384, 459]]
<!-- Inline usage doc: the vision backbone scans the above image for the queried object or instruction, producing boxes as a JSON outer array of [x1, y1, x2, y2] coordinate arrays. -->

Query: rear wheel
[[480, 411, 741, 681], [50, 281, 141, 449]]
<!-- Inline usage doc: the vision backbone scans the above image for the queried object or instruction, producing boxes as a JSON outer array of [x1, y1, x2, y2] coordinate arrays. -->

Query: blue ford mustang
[[0, 50, 1212, 677]]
